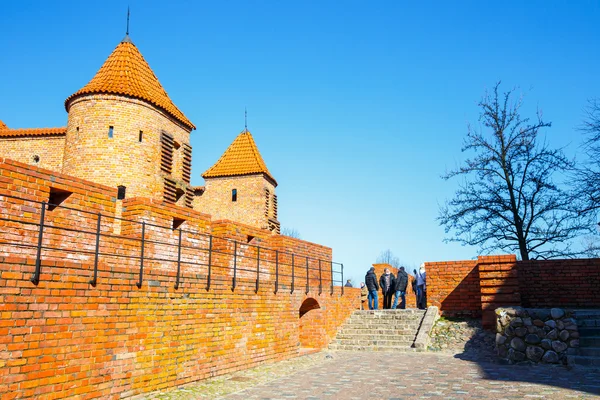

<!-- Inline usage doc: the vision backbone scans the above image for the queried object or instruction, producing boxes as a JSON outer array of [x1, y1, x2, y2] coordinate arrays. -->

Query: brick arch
[[299, 297, 320, 318], [298, 297, 325, 349]]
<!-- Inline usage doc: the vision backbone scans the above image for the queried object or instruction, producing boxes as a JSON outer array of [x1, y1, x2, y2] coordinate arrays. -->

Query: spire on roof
[[64, 37, 195, 131], [122, 7, 132, 43], [202, 129, 277, 185], [244, 107, 248, 132]]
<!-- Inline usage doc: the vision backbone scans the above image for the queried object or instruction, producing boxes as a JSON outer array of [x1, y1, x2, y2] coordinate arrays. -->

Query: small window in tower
[[139, 130, 143, 142], [108, 126, 114, 138], [76, 127, 79, 133], [32, 155, 40, 164], [232, 189, 237, 202]]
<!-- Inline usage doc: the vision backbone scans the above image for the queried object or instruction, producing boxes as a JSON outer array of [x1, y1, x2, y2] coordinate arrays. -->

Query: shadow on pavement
[[451, 319, 600, 397]]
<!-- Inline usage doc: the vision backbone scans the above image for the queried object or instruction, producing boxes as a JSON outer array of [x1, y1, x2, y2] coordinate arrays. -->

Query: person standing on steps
[[360, 282, 368, 310], [415, 264, 427, 309], [392, 266, 408, 309], [365, 267, 379, 310], [379, 268, 395, 309]]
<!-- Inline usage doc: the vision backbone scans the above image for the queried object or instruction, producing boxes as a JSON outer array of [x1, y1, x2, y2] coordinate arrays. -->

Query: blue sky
[[1, 1, 599, 284]]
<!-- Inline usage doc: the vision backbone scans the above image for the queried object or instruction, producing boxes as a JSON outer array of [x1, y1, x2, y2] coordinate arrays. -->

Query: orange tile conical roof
[[65, 36, 195, 131], [203, 129, 276, 185]]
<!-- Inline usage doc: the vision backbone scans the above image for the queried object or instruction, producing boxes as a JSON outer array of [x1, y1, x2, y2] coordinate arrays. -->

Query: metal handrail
[[0, 193, 344, 292]]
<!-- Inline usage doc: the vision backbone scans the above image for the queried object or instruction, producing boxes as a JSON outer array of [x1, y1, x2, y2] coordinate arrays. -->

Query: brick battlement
[[0, 160, 359, 399]]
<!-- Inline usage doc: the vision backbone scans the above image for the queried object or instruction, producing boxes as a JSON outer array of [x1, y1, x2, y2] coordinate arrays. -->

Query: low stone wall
[[495, 307, 579, 365]]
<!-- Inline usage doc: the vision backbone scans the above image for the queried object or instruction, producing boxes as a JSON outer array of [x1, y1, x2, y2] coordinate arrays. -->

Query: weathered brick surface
[[0, 160, 358, 399], [0, 136, 65, 171], [426, 254, 600, 329], [425, 259, 481, 317], [519, 258, 600, 308], [63, 94, 192, 203], [194, 175, 278, 232]]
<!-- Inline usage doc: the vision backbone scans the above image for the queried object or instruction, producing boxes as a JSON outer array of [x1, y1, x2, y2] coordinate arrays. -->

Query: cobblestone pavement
[[222, 351, 600, 400], [140, 350, 600, 399]]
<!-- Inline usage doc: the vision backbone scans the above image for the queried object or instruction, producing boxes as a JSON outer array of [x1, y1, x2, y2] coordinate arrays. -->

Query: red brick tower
[[62, 35, 196, 206]]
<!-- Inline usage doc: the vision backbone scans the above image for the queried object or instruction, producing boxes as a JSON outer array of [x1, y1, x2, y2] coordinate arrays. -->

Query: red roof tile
[[0, 127, 67, 138], [64, 37, 195, 131], [203, 130, 276, 184]]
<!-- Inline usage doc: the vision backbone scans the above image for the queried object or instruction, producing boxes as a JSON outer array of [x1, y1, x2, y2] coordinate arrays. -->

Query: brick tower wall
[[0, 136, 65, 172], [194, 174, 277, 231], [62, 94, 192, 201]]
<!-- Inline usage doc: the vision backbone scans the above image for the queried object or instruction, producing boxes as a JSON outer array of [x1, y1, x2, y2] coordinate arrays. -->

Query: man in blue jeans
[[392, 266, 409, 309], [364, 267, 379, 310]]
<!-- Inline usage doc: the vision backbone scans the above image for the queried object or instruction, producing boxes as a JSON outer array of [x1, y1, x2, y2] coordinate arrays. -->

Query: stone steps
[[568, 355, 600, 367], [337, 328, 419, 335], [578, 327, 600, 336], [328, 344, 418, 352], [580, 336, 600, 347], [571, 310, 600, 367], [579, 347, 600, 357], [333, 335, 416, 343], [329, 309, 425, 351]]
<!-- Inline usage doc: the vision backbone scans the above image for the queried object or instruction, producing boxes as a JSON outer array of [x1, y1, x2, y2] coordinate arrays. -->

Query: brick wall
[[194, 175, 279, 232], [519, 258, 600, 308], [426, 255, 600, 329], [0, 159, 358, 399], [477, 255, 520, 329], [0, 136, 65, 172], [424, 259, 481, 317]]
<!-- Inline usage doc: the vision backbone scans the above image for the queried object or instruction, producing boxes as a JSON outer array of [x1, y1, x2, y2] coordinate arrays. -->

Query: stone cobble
[[138, 350, 600, 399], [223, 351, 600, 399]]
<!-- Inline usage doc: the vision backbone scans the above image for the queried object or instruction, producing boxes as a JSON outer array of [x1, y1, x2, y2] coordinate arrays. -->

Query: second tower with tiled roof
[[194, 129, 280, 233]]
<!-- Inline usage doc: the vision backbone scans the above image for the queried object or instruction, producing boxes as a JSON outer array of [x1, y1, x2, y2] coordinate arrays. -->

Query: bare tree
[[576, 99, 600, 215], [439, 82, 584, 260], [376, 249, 400, 268], [281, 227, 301, 239]]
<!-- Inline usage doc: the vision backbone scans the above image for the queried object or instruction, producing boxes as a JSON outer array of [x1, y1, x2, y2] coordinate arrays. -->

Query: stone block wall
[[0, 159, 358, 399], [495, 307, 579, 365]]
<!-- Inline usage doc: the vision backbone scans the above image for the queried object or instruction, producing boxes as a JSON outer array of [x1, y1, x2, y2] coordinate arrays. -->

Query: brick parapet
[[0, 161, 355, 399]]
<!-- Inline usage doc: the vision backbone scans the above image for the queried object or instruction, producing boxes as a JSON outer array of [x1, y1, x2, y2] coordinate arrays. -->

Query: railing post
[[291, 254, 295, 294], [136, 221, 145, 288], [30, 201, 46, 285], [275, 250, 279, 294], [89, 213, 101, 286], [305, 256, 309, 294], [341, 263, 344, 295], [232, 241, 237, 291], [330, 261, 334, 295], [318, 259, 322, 295], [175, 228, 182, 289], [206, 235, 212, 291], [255, 247, 260, 293]]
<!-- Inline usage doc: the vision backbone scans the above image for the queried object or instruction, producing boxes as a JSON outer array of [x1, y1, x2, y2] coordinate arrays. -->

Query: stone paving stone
[[140, 350, 600, 399], [221, 351, 600, 400]]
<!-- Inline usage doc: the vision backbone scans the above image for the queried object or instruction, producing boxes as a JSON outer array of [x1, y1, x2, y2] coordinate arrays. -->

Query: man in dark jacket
[[365, 267, 379, 310], [379, 268, 395, 309], [392, 266, 409, 309]]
